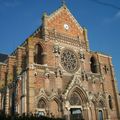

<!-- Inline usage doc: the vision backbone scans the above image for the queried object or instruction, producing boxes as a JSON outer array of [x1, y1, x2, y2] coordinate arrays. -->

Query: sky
[[0, 0, 120, 91]]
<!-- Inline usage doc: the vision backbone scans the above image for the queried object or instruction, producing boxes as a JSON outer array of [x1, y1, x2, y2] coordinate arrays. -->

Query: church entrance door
[[70, 108, 84, 120]]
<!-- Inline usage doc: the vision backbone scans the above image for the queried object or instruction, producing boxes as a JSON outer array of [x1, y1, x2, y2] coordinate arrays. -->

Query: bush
[[0, 111, 65, 120]]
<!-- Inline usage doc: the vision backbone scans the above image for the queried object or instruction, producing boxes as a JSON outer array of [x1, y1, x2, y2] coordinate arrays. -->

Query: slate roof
[[0, 53, 8, 63]]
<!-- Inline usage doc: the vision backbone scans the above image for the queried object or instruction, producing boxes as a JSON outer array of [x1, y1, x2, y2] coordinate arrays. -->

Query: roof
[[47, 4, 83, 31], [11, 4, 84, 56], [0, 53, 8, 63], [90, 51, 111, 58]]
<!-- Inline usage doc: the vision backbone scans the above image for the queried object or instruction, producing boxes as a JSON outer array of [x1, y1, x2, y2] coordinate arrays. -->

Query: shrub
[[0, 111, 65, 120]]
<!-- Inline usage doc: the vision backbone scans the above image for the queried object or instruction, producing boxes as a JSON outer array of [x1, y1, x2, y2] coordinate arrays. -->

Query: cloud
[[0, 0, 21, 7], [103, 11, 120, 23], [115, 11, 120, 18]]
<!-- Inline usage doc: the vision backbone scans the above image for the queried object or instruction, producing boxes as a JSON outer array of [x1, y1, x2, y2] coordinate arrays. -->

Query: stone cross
[[61, 0, 66, 5]]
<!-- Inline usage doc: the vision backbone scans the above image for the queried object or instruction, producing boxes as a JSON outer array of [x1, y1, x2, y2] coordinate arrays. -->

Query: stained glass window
[[61, 50, 78, 73], [38, 99, 46, 108], [69, 93, 81, 105]]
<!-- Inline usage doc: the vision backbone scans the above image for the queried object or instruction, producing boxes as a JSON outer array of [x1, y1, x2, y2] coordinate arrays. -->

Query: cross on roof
[[61, 0, 66, 5]]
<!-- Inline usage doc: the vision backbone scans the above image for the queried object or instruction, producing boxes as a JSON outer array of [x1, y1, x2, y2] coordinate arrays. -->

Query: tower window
[[103, 65, 109, 74], [108, 95, 113, 110], [90, 56, 98, 73], [34, 44, 43, 64]]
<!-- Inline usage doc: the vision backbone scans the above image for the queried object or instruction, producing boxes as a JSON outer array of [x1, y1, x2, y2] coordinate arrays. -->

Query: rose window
[[61, 49, 78, 73]]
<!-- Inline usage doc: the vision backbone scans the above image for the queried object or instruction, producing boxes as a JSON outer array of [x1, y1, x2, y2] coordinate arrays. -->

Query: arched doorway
[[36, 98, 47, 116], [70, 108, 83, 120], [69, 92, 84, 120]]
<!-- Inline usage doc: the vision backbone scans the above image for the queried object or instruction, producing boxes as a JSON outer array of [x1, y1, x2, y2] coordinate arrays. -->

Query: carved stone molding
[[39, 88, 47, 96], [46, 29, 86, 48], [64, 74, 82, 97], [85, 72, 103, 83]]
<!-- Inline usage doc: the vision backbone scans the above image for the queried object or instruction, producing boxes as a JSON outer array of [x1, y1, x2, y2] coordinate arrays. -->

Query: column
[[83, 27, 89, 50], [24, 71, 27, 113], [26, 40, 35, 113], [0, 93, 1, 110], [42, 52, 47, 64], [83, 107, 89, 120], [5, 87, 9, 114]]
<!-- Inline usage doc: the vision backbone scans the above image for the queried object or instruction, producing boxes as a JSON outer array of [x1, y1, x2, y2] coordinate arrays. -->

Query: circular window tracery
[[69, 92, 81, 105], [61, 49, 78, 73]]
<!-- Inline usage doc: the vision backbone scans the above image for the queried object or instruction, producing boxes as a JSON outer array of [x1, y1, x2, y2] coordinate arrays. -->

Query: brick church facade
[[0, 4, 120, 120]]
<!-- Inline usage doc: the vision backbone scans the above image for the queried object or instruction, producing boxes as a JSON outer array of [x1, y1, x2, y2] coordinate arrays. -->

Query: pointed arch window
[[90, 56, 98, 73], [98, 100, 104, 108], [108, 95, 113, 110], [69, 92, 81, 105], [37, 99, 46, 109], [34, 44, 44, 64], [98, 110, 103, 120]]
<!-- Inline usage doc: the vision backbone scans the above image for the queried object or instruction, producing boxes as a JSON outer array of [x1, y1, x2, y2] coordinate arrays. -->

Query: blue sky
[[0, 0, 120, 91]]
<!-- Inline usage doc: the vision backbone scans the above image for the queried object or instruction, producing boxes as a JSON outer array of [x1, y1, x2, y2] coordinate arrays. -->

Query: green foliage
[[0, 111, 65, 120]]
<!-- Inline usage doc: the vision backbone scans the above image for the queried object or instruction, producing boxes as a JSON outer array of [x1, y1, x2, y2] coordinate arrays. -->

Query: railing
[[46, 29, 86, 48], [33, 64, 56, 71]]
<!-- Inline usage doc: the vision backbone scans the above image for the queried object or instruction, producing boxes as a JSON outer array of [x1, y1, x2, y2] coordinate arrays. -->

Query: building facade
[[0, 4, 120, 120]]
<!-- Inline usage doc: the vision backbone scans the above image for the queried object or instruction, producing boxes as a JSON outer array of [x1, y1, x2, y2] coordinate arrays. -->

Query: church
[[0, 4, 120, 120]]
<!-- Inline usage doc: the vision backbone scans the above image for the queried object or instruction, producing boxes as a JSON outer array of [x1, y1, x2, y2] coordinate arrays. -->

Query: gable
[[0, 53, 8, 63], [46, 5, 84, 38]]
